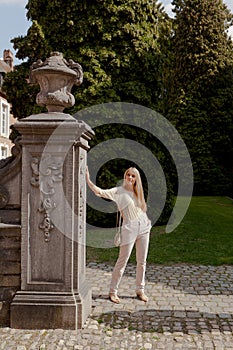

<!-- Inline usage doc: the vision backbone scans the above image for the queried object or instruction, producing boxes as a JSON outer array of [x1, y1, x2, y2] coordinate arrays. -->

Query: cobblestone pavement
[[1, 263, 233, 349]]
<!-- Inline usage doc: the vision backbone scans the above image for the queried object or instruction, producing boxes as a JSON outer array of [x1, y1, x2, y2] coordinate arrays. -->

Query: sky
[[0, 0, 233, 65]]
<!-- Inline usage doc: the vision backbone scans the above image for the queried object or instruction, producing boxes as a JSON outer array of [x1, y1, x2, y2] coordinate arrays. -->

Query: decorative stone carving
[[32, 155, 63, 242], [30, 157, 40, 187], [29, 52, 83, 113], [38, 199, 55, 243]]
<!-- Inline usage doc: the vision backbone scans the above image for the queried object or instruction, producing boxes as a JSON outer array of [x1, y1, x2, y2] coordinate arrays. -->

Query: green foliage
[[2, 0, 233, 223], [170, 0, 232, 89], [11, 20, 51, 62], [5, 0, 170, 115], [2, 62, 45, 120], [2, 20, 50, 122], [164, 0, 233, 195], [3, 0, 175, 225], [86, 124, 176, 228]]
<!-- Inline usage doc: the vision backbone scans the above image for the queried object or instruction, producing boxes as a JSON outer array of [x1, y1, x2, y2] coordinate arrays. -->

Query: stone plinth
[[10, 112, 94, 329]]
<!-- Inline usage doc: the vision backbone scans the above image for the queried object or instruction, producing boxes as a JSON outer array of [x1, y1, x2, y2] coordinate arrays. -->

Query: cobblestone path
[[1, 263, 233, 349]]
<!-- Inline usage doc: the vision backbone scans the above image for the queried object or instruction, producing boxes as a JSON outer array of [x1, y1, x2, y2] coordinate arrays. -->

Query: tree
[[164, 0, 233, 195], [3, 0, 175, 227], [3, 0, 170, 117], [3, 20, 49, 119]]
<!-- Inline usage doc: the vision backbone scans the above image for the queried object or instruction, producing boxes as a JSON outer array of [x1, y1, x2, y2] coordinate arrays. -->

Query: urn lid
[[30, 52, 78, 78]]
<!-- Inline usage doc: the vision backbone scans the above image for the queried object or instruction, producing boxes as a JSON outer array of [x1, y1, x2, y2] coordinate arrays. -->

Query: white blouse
[[95, 186, 144, 223]]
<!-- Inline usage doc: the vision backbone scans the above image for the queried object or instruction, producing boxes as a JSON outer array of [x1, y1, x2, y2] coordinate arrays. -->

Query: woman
[[86, 166, 151, 304]]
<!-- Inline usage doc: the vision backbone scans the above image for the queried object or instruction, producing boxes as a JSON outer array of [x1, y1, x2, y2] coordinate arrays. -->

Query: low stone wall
[[0, 224, 21, 326]]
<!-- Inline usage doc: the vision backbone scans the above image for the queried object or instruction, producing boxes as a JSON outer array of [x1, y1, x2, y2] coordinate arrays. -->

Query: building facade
[[0, 50, 15, 160]]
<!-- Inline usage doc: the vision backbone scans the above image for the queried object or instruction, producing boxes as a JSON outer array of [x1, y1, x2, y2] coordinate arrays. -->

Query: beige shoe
[[136, 291, 148, 302], [109, 293, 121, 304]]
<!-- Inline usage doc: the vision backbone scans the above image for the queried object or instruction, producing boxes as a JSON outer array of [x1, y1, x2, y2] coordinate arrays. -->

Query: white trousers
[[109, 214, 151, 295]]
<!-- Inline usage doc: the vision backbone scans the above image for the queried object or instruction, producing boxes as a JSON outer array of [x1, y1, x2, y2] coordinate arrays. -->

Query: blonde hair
[[123, 167, 147, 212]]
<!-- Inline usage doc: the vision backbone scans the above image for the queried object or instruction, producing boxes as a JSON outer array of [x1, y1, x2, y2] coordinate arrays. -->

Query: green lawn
[[86, 196, 233, 266]]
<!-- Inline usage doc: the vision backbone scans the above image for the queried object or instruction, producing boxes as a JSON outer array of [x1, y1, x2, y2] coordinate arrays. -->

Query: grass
[[86, 196, 233, 266]]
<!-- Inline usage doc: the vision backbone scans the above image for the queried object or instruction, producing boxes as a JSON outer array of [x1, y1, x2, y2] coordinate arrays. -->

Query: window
[[1, 102, 9, 137], [0, 74, 3, 88], [0, 145, 8, 160]]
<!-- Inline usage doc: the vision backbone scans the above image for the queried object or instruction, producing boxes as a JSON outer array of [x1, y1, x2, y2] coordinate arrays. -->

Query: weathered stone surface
[[0, 229, 21, 250], [0, 225, 21, 326], [0, 141, 22, 212], [10, 114, 93, 329], [2, 52, 93, 330], [0, 209, 21, 225]]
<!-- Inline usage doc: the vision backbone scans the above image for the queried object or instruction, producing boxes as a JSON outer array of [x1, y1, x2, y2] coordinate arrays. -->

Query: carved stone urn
[[29, 51, 83, 113]]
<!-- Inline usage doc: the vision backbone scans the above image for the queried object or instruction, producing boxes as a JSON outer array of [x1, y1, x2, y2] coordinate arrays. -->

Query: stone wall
[[0, 224, 21, 326]]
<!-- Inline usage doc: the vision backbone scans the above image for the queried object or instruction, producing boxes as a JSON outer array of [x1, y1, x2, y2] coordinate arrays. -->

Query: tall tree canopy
[[163, 0, 233, 195], [3, 0, 175, 226], [3, 0, 170, 118], [2, 0, 233, 221]]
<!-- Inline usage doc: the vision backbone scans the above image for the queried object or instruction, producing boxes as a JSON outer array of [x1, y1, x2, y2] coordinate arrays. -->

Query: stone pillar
[[10, 52, 94, 329]]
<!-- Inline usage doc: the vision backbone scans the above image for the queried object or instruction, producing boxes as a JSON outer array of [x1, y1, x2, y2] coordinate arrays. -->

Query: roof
[[0, 90, 7, 99], [0, 60, 11, 73]]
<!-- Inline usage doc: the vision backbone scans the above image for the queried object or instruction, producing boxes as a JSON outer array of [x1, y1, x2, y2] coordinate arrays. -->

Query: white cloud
[[0, 0, 26, 5], [164, 3, 174, 17], [224, 0, 233, 12], [227, 26, 233, 38]]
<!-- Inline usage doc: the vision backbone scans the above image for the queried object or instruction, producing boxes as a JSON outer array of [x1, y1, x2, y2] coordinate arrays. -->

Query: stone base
[[10, 283, 92, 330]]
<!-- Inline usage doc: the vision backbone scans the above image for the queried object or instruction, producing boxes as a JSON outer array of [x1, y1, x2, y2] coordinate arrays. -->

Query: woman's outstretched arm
[[86, 166, 102, 196], [86, 166, 117, 202]]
